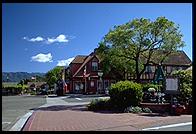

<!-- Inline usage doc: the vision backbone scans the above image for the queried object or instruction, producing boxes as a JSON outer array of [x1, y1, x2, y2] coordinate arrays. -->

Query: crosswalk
[[75, 98, 82, 100]]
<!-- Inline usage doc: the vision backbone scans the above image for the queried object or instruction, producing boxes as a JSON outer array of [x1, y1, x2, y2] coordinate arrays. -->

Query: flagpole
[[84, 66, 86, 93], [85, 76, 86, 93]]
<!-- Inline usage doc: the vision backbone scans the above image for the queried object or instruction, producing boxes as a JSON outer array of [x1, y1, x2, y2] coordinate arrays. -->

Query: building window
[[167, 66, 172, 73], [92, 62, 98, 71], [145, 65, 152, 73], [90, 81, 94, 87], [151, 66, 156, 72]]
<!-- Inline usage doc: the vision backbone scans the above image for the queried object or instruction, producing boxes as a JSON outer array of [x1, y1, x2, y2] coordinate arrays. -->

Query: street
[[2, 94, 192, 131], [2, 94, 108, 131], [2, 95, 46, 131]]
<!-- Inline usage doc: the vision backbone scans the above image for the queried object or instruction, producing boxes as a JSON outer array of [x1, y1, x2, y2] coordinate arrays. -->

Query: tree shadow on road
[[29, 104, 89, 111], [29, 104, 122, 114]]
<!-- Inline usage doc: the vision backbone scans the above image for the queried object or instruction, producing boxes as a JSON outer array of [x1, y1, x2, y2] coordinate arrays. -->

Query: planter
[[140, 103, 170, 113], [175, 105, 185, 115]]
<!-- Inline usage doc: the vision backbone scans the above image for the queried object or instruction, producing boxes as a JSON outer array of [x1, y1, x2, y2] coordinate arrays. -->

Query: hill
[[2, 72, 45, 82]]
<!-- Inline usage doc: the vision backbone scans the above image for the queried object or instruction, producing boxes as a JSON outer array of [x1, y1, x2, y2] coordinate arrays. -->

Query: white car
[[105, 89, 109, 95]]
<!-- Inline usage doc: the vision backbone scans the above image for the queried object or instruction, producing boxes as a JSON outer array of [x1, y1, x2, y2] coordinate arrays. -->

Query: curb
[[9, 110, 34, 131]]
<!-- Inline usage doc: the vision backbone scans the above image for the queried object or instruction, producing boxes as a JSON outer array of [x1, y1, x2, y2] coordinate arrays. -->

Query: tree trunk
[[135, 59, 140, 83]]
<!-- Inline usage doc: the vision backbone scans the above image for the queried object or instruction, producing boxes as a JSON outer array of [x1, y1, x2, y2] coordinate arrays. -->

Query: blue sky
[[2, 3, 192, 73]]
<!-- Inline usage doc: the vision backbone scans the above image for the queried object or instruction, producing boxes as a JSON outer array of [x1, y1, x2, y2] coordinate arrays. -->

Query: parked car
[[37, 89, 48, 95]]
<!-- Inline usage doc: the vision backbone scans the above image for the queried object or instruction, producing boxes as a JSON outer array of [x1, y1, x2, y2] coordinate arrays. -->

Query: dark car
[[37, 89, 48, 95]]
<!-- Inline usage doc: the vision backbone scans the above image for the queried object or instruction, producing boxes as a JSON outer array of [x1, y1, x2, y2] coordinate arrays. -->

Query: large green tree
[[97, 17, 185, 82], [45, 66, 64, 88]]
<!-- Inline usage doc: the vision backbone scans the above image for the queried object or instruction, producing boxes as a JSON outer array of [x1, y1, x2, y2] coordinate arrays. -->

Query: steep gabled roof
[[161, 50, 191, 65], [141, 50, 191, 66], [73, 54, 99, 77], [70, 55, 87, 64]]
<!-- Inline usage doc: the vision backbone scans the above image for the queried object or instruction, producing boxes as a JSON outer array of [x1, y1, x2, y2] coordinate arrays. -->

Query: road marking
[[98, 97, 110, 99], [142, 122, 192, 131], [59, 96, 69, 99], [9, 110, 34, 131], [2, 122, 11, 124], [75, 98, 82, 101]]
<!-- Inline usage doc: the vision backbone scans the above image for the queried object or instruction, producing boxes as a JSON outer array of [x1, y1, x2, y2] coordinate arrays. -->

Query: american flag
[[83, 66, 86, 77]]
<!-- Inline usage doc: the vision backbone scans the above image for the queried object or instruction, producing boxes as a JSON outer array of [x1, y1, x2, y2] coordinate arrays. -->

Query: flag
[[83, 66, 86, 77]]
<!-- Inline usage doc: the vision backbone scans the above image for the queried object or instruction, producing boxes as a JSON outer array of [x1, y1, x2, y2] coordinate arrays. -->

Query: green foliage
[[97, 17, 185, 82], [124, 106, 143, 113], [124, 106, 152, 113], [45, 66, 64, 88], [172, 69, 192, 100], [142, 107, 152, 113], [87, 98, 111, 111], [109, 81, 143, 111]]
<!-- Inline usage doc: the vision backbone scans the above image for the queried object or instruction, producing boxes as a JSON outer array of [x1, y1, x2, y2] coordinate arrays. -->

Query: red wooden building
[[66, 52, 115, 94]]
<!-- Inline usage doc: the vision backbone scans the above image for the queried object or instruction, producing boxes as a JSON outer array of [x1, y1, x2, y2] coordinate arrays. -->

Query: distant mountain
[[2, 72, 46, 82]]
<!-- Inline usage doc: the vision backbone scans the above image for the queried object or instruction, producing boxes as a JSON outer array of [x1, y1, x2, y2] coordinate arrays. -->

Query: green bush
[[124, 106, 142, 113], [87, 98, 111, 111], [142, 107, 152, 113], [2, 86, 22, 95], [109, 81, 143, 111]]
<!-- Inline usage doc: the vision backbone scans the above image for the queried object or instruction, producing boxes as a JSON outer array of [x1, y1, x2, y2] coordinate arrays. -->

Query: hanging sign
[[164, 77, 180, 94]]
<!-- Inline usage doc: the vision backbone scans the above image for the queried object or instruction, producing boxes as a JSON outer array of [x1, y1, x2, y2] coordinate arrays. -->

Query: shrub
[[2, 86, 23, 95], [142, 107, 152, 113], [109, 81, 143, 111], [124, 106, 142, 113], [87, 98, 111, 111]]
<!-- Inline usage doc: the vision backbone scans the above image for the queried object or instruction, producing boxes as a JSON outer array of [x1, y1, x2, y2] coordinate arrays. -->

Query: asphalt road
[[2, 95, 46, 131]]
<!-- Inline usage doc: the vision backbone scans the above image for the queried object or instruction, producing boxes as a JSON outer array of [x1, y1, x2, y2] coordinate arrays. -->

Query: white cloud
[[57, 57, 75, 66], [23, 34, 70, 44], [23, 36, 44, 42], [47, 34, 69, 44], [31, 53, 53, 63], [29, 36, 44, 42]]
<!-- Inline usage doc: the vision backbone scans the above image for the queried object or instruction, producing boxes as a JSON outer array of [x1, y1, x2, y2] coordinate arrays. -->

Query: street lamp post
[[98, 70, 103, 94]]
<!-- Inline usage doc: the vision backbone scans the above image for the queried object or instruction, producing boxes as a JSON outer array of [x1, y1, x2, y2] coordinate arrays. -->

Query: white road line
[[75, 98, 82, 101], [59, 96, 70, 99], [2, 122, 11, 124], [142, 122, 192, 131], [98, 97, 110, 99], [9, 110, 34, 131]]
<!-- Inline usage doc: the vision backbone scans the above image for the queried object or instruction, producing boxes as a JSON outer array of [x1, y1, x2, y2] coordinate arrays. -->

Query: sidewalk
[[22, 104, 192, 131]]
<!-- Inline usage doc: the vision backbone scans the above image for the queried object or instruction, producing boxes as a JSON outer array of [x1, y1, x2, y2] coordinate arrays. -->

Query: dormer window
[[92, 62, 98, 71]]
